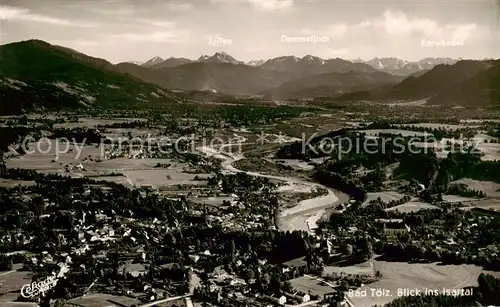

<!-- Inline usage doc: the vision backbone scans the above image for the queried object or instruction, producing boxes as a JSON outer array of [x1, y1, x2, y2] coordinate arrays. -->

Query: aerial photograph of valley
[[0, 0, 500, 306]]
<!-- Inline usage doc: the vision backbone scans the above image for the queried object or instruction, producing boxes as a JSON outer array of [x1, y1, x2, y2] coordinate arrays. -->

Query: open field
[[461, 119, 500, 124], [6, 140, 104, 168], [5, 140, 209, 188], [273, 159, 315, 171], [441, 194, 481, 203], [122, 169, 208, 188], [189, 196, 236, 206], [0, 270, 31, 299], [398, 123, 480, 130], [344, 260, 500, 307], [474, 142, 500, 161], [0, 178, 35, 188], [68, 293, 142, 307], [101, 128, 160, 138], [52, 117, 147, 129], [289, 275, 336, 296], [385, 199, 439, 213], [473, 133, 497, 142], [412, 137, 465, 148], [410, 135, 500, 161], [324, 262, 374, 276], [459, 198, 500, 211], [232, 158, 309, 179], [92, 175, 134, 187], [383, 98, 429, 106], [359, 129, 430, 137], [272, 113, 346, 137], [452, 178, 500, 198], [363, 192, 405, 206]]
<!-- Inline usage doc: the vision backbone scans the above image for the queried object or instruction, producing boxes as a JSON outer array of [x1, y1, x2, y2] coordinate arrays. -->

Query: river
[[196, 145, 348, 233]]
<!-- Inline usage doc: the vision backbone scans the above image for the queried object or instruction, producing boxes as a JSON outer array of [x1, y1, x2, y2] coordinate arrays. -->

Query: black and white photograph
[[0, 0, 500, 306]]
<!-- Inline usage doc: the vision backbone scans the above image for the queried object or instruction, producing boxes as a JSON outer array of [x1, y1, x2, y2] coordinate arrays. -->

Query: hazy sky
[[1, 0, 499, 63]]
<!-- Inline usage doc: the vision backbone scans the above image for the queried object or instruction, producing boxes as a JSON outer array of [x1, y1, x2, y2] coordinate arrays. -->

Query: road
[[137, 294, 192, 307], [197, 145, 348, 232], [285, 299, 321, 307], [0, 270, 15, 276]]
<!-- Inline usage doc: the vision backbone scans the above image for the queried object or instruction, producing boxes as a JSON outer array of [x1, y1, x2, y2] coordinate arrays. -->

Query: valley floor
[[196, 145, 349, 233]]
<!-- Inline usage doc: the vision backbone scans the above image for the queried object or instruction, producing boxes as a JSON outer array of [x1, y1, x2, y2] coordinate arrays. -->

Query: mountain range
[[116, 54, 463, 97], [336, 59, 499, 105], [132, 55, 456, 76], [0, 40, 177, 114], [123, 52, 500, 105], [262, 70, 405, 100], [351, 57, 458, 76], [117, 54, 384, 95], [0, 39, 499, 115]]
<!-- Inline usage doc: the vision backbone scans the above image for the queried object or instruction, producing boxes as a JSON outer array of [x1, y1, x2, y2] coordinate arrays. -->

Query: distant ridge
[[3, 39, 497, 108], [356, 57, 458, 76], [336, 59, 499, 106], [197, 52, 242, 65], [0, 40, 176, 114]]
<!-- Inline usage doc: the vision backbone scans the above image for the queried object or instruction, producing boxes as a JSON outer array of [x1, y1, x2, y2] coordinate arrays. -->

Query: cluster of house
[[199, 266, 315, 307], [0, 168, 355, 307]]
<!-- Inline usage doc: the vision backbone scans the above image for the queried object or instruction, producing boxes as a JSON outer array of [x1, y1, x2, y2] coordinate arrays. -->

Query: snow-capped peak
[[302, 55, 325, 65], [198, 52, 239, 64], [247, 60, 264, 66], [270, 56, 299, 63], [127, 61, 143, 66], [150, 56, 163, 61], [364, 57, 411, 70], [214, 52, 233, 61], [142, 56, 165, 67]]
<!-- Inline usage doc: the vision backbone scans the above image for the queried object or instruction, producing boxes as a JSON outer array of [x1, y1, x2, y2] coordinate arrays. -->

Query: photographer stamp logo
[[21, 274, 59, 298]]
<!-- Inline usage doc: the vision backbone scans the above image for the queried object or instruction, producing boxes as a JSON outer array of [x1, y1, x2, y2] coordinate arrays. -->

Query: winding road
[[196, 145, 348, 233]]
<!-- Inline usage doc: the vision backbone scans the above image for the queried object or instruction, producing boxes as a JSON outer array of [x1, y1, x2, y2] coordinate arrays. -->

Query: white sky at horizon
[[1, 0, 499, 63]]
